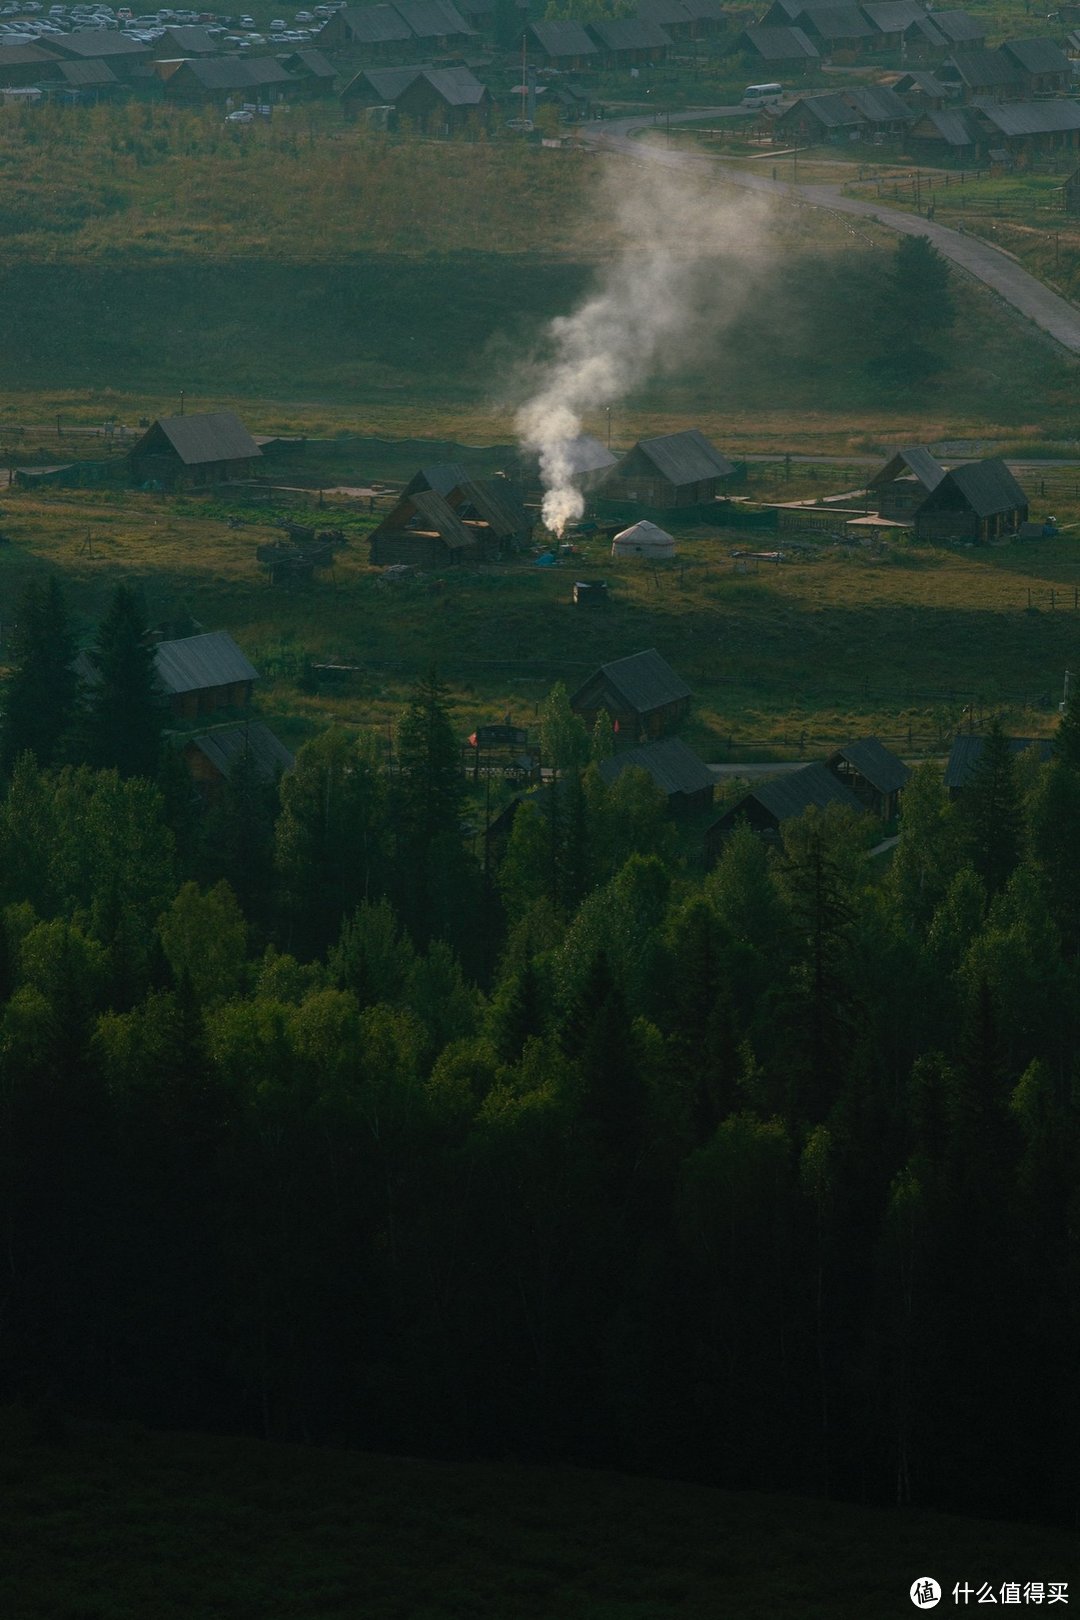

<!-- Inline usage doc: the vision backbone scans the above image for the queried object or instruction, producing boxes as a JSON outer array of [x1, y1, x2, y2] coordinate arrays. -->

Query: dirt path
[[583, 111, 1080, 356]]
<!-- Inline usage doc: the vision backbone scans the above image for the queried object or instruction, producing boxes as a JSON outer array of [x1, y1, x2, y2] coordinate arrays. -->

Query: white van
[[742, 82, 783, 107]]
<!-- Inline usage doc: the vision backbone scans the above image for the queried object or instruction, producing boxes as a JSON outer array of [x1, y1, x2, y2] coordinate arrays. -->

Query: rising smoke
[[515, 157, 773, 535]]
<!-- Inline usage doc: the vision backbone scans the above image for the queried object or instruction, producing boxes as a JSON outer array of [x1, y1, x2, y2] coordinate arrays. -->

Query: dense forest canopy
[[2, 579, 1078, 1526]]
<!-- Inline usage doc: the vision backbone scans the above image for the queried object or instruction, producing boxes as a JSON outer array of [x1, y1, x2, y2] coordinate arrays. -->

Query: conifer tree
[[83, 585, 164, 779], [960, 717, 1021, 896], [0, 577, 78, 776]]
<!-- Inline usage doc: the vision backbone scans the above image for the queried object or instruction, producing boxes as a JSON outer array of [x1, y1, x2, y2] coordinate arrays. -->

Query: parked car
[[225, 106, 253, 120]]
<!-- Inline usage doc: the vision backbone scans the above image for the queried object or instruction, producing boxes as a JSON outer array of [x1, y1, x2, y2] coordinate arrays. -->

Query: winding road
[[579, 110, 1080, 357]]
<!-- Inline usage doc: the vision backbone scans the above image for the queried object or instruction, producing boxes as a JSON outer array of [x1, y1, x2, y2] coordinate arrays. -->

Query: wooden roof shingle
[[572, 648, 692, 716]]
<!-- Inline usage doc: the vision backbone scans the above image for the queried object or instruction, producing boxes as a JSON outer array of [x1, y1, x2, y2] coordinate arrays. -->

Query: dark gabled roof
[[944, 47, 1021, 87], [0, 42, 59, 66], [597, 736, 713, 798], [135, 411, 261, 466], [915, 107, 980, 144], [392, 0, 473, 37], [637, 0, 693, 23], [844, 83, 915, 120], [341, 64, 420, 99], [170, 54, 295, 87], [859, 0, 925, 32], [373, 489, 477, 550], [892, 69, 950, 97], [632, 429, 733, 487], [155, 631, 260, 696], [782, 89, 863, 126], [405, 462, 470, 497], [918, 457, 1028, 516], [451, 478, 529, 538], [735, 762, 864, 823], [944, 733, 1053, 789], [741, 23, 820, 58], [53, 57, 119, 83], [869, 445, 947, 491], [800, 4, 877, 39], [931, 8, 986, 43], [279, 47, 337, 76], [185, 719, 294, 781], [1000, 35, 1071, 75], [46, 29, 151, 57], [827, 736, 911, 794], [572, 648, 691, 716], [527, 19, 600, 57], [155, 24, 219, 52], [562, 433, 618, 477], [417, 64, 486, 104], [341, 4, 413, 42], [587, 16, 671, 50], [974, 96, 1080, 136]]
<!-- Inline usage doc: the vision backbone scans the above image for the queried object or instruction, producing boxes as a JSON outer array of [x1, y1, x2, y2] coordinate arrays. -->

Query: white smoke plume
[[515, 156, 773, 536]]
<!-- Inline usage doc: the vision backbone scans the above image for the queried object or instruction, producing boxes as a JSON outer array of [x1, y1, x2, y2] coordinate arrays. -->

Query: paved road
[[581, 111, 1080, 357]]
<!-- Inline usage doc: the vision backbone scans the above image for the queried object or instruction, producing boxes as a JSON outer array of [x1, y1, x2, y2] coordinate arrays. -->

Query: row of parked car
[[0, 0, 343, 33]]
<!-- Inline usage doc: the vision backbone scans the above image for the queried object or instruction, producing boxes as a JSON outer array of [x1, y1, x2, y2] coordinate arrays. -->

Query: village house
[[48, 58, 121, 99], [860, 0, 940, 54], [526, 20, 600, 71], [868, 446, 947, 518], [842, 82, 916, 135], [369, 489, 483, 566], [155, 631, 261, 721], [705, 762, 865, 853], [908, 105, 982, 158], [393, 66, 491, 131], [597, 429, 733, 510], [912, 458, 1029, 542], [970, 98, 1080, 161], [797, 3, 878, 57], [940, 47, 1022, 103], [596, 736, 714, 816], [181, 718, 294, 801], [43, 29, 152, 77], [129, 413, 262, 488], [0, 43, 63, 87], [161, 55, 299, 104], [824, 736, 910, 820], [341, 65, 423, 115], [944, 733, 1054, 797], [586, 17, 671, 68], [999, 37, 1073, 97], [680, 0, 727, 35], [638, 0, 697, 42], [276, 50, 339, 96], [151, 24, 220, 57], [891, 70, 952, 111], [391, 0, 474, 52], [927, 9, 987, 52], [738, 24, 821, 70], [570, 648, 692, 742], [773, 89, 866, 140], [320, 3, 415, 54]]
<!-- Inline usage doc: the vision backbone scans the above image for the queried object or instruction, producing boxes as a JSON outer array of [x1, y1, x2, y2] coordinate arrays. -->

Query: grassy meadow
[[3, 464, 1080, 758], [1, 1411, 1076, 1620]]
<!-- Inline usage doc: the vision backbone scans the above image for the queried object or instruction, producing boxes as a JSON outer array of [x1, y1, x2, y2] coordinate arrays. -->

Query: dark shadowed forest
[[2, 577, 1079, 1530]]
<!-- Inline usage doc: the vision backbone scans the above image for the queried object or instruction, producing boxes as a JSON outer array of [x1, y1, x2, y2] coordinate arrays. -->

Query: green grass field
[[0, 1411, 1075, 1620]]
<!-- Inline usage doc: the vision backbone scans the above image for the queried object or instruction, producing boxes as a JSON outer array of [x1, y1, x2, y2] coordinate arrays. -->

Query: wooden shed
[[393, 66, 491, 133], [155, 631, 260, 721], [570, 648, 691, 742], [868, 446, 947, 518], [369, 489, 482, 567], [129, 412, 262, 488], [598, 430, 733, 510], [825, 736, 910, 821], [912, 458, 1028, 542], [182, 718, 294, 801], [705, 762, 864, 855], [596, 736, 714, 816]]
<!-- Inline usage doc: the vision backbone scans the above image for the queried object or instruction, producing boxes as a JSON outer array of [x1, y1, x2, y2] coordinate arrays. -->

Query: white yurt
[[611, 520, 677, 559]]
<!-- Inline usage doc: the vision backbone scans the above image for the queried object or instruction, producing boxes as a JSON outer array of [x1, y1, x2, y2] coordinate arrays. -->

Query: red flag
[[468, 732, 478, 748], [613, 719, 620, 733]]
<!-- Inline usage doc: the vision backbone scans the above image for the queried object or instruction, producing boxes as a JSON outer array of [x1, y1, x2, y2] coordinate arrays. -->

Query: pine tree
[[960, 717, 1021, 896], [0, 577, 78, 776], [392, 667, 474, 948], [83, 585, 164, 779]]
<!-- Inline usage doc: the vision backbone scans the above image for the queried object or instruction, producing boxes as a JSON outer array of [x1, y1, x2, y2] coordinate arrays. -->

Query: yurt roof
[[613, 520, 675, 547]]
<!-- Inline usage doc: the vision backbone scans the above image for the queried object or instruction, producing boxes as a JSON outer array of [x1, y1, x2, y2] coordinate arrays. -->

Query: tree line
[[1, 577, 1078, 1526]]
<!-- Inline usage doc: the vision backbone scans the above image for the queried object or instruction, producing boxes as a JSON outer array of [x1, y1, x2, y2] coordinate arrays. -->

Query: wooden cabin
[[570, 648, 691, 742], [825, 736, 910, 821], [598, 430, 733, 510], [182, 719, 294, 801], [596, 736, 714, 816], [912, 459, 1028, 542], [128, 412, 262, 488], [369, 489, 482, 567], [705, 763, 864, 856], [155, 631, 260, 721], [868, 446, 947, 518]]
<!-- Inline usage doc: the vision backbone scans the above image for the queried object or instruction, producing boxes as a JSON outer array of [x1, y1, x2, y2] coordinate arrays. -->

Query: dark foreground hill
[[0, 1409, 1074, 1619]]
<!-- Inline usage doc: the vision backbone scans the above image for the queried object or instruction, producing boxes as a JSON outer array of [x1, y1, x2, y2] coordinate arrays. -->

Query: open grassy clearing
[[4, 473, 1080, 758], [0, 1413, 1075, 1620]]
